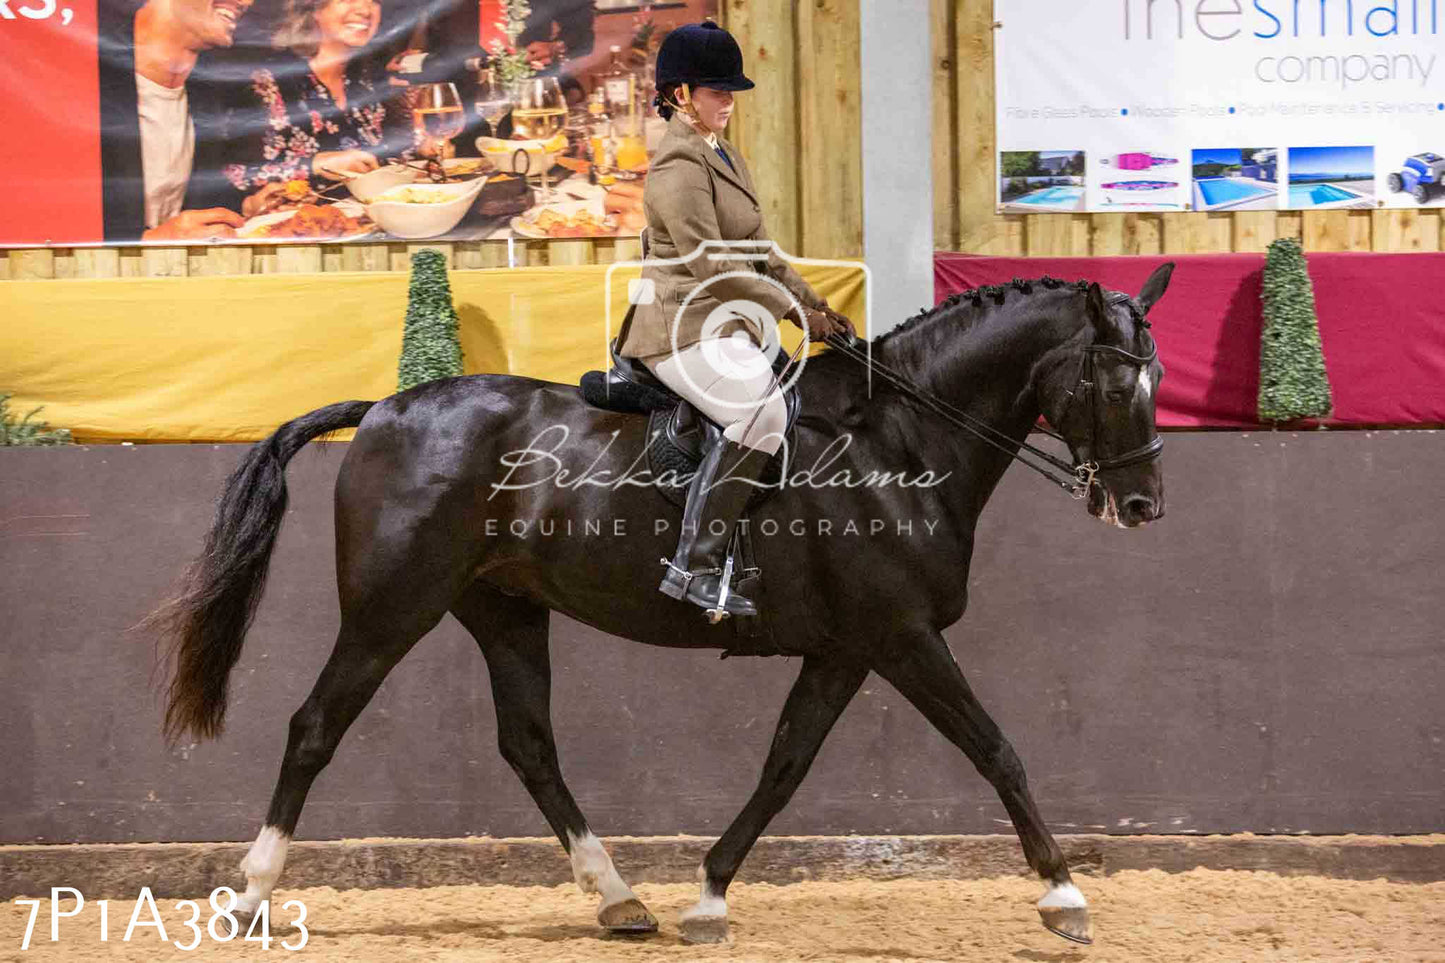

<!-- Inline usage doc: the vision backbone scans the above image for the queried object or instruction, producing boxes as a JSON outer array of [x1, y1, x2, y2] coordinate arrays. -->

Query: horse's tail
[[151, 400, 375, 744]]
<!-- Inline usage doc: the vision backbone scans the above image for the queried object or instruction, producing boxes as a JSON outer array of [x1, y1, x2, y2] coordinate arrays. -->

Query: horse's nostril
[[1121, 495, 1156, 520]]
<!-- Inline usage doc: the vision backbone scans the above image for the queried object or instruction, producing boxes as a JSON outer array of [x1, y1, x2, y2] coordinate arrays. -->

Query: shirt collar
[[678, 113, 720, 150]]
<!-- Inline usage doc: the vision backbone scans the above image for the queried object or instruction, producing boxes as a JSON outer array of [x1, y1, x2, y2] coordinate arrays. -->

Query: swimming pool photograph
[[1286, 146, 1376, 210], [1191, 147, 1279, 212], [999, 150, 1087, 212]]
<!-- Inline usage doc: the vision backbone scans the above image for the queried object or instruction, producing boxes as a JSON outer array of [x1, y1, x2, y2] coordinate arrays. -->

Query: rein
[[820, 332, 1095, 498], [816, 296, 1163, 499]]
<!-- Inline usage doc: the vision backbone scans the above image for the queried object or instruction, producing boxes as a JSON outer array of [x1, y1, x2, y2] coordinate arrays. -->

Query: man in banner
[[98, 0, 250, 242], [516, 0, 596, 78]]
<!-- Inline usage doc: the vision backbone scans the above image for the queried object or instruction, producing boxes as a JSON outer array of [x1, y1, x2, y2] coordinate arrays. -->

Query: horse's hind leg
[[871, 631, 1091, 945], [234, 606, 445, 916], [680, 656, 868, 944], [451, 581, 658, 934], [235, 511, 470, 917]]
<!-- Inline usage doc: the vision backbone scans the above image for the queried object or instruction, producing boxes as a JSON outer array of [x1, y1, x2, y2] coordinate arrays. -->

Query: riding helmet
[[654, 21, 755, 93]]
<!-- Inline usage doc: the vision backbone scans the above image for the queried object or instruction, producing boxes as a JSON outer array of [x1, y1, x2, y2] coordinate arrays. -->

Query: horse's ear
[[1138, 262, 1175, 314], [1084, 281, 1109, 331]]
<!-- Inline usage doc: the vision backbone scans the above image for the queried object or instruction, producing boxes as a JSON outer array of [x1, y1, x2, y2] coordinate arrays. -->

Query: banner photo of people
[[0, 0, 716, 246], [994, 0, 1445, 214]]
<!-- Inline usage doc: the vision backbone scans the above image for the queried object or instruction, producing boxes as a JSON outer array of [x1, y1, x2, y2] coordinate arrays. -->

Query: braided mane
[[874, 276, 1089, 346]]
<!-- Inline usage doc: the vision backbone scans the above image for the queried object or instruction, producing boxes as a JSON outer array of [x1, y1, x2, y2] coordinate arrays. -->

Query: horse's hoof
[[598, 898, 657, 934], [680, 914, 731, 944], [1039, 905, 1093, 945]]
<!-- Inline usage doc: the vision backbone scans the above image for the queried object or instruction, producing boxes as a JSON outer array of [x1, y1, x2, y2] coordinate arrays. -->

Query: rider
[[614, 20, 855, 619]]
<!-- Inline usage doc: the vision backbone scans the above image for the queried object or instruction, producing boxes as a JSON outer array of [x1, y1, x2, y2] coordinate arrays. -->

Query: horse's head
[[1034, 263, 1172, 528]]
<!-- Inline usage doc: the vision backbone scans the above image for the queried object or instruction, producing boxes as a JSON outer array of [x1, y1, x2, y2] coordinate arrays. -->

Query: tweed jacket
[[615, 112, 826, 360]]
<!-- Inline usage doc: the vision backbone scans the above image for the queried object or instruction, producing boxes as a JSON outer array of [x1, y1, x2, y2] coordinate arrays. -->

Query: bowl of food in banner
[[344, 164, 418, 203], [440, 157, 489, 180], [476, 133, 568, 176], [365, 178, 489, 238]]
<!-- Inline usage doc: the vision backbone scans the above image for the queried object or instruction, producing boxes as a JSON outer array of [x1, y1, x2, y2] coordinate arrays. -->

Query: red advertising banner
[[0, 0, 103, 244], [0, 0, 714, 247]]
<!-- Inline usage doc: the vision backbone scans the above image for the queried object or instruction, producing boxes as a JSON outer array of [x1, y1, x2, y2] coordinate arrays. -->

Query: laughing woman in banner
[[220, 0, 416, 213]]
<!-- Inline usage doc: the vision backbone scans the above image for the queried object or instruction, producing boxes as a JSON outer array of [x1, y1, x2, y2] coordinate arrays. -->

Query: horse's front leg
[[680, 655, 869, 944], [871, 630, 1091, 945]]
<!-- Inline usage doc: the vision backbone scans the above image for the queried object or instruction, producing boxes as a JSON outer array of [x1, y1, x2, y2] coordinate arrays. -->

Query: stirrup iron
[[705, 550, 737, 623]]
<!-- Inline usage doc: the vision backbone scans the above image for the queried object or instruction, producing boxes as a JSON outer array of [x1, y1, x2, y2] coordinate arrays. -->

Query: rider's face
[[690, 86, 734, 133]]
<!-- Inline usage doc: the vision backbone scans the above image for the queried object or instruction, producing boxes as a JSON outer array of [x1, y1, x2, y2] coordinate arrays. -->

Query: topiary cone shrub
[[1, 393, 74, 446], [1257, 237, 1332, 423], [397, 249, 464, 392]]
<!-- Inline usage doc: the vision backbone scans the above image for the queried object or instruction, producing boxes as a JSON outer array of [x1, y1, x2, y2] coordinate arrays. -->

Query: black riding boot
[[659, 434, 770, 620]]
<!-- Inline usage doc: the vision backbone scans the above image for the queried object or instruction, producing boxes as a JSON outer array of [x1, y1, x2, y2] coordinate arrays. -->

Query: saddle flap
[[665, 401, 720, 462], [609, 338, 674, 395]]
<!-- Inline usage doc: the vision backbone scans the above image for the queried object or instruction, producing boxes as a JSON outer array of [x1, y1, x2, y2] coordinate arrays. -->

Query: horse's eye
[[1105, 389, 1130, 404]]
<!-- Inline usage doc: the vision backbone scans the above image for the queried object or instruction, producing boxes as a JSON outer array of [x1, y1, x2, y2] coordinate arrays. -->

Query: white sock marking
[[680, 870, 727, 921], [566, 831, 637, 907], [237, 826, 290, 915], [1038, 881, 1088, 910]]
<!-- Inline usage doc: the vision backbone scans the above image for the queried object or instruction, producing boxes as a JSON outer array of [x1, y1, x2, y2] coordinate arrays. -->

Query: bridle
[[1052, 338, 1163, 484], [820, 292, 1163, 500]]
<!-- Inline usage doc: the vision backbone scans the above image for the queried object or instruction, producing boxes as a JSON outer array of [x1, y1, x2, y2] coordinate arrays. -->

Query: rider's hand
[[820, 305, 857, 342], [790, 304, 852, 342]]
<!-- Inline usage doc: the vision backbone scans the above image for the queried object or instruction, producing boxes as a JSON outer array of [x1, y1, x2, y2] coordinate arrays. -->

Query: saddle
[[578, 317, 802, 657], [580, 336, 801, 508]]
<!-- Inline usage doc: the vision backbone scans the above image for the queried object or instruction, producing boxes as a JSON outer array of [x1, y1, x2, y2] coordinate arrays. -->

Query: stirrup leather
[[658, 558, 722, 584]]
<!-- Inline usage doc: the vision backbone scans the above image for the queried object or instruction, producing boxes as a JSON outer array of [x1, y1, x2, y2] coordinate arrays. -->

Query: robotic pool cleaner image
[[1386, 153, 1444, 205]]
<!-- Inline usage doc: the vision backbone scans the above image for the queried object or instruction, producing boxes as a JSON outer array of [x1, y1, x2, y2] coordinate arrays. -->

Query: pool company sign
[[994, 0, 1444, 213]]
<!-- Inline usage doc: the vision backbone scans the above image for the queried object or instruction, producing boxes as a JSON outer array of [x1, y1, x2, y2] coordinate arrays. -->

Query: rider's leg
[[643, 337, 786, 616], [645, 336, 788, 453]]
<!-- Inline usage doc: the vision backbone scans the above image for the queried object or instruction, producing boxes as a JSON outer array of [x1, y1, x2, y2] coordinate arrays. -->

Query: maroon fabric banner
[[934, 251, 1445, 428]]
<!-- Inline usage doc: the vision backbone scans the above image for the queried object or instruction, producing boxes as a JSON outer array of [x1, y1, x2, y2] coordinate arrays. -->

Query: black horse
[[152, 264, 1174, 946]]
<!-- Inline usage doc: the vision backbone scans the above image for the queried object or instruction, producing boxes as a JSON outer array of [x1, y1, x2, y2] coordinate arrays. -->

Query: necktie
[[714, 144, 736, 173]]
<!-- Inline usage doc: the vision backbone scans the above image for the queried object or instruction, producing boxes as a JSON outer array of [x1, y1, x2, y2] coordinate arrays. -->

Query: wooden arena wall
[[4, 433, 1442, 844], [2, 0, 1438, 283]]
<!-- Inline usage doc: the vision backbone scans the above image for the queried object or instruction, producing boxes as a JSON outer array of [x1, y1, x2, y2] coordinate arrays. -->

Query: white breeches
[[643, 336, 788, 455]]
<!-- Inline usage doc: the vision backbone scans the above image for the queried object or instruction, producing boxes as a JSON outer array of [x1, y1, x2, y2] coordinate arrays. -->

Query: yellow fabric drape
[[1, 263, 867, 442]]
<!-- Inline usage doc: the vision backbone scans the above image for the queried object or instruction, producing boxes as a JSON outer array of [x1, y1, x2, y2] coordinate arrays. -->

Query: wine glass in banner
[[474, 70, 513, 140], [509, 76, 568, 203], [412, 82, 466, 181]]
